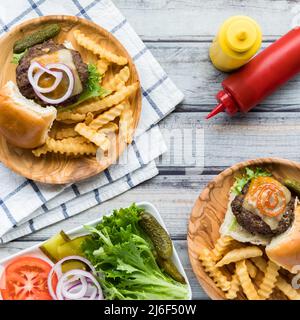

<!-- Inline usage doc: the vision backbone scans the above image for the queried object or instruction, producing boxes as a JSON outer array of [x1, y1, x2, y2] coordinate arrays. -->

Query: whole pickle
[[13, 24, 61, 53], [139, 211, 173, 259], [157, 257, 186, 284], [284, 179, 300, 197]]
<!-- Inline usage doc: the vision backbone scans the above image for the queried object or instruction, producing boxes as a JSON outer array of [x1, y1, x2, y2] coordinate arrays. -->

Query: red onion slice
[[47, 256, 103, 301], [57, 270, 103, 300], [33, 69, 63, 93], [28, 62, 75, 105], [28, 61, 63, 94]]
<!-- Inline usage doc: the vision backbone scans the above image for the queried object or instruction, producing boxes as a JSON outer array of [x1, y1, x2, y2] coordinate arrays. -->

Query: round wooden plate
[[188, 157, 300, 300], [0, 15, 141, 184]]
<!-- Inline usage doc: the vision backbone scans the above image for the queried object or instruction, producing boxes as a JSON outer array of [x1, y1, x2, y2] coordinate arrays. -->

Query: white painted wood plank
[[114, 0, 296, 41], [159, 111, 300, 167], [148, 42, 300, 109], [0, 240, 208, 300]]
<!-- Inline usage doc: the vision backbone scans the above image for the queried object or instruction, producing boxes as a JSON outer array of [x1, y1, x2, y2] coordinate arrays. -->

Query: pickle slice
[[61, 261, 87, 273], [39, 231, 71, 262], [57, 235, 88, 259]]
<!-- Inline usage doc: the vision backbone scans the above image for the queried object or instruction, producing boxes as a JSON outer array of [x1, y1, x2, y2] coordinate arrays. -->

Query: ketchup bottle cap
[[206, 90, 238, 119]]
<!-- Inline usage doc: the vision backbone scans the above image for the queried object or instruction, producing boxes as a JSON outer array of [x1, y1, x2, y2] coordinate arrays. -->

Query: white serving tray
[[0, 201, 192, 300]]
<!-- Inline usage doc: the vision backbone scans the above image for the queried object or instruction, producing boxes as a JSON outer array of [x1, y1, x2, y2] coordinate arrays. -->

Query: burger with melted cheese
[[221, 168, 300, 273]]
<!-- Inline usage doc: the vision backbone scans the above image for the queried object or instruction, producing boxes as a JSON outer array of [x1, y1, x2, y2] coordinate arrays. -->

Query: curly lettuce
[[231, 167, 271, 195], [81, 204, 189, 300]]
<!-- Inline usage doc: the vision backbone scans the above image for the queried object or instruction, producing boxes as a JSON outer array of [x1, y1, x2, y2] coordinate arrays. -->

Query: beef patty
[[231, 182, 295, 236], [16, 40, 89, 106]]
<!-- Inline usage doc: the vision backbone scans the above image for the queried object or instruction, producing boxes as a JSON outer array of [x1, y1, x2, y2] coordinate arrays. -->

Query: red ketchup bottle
[[207, 27, 300, 119]]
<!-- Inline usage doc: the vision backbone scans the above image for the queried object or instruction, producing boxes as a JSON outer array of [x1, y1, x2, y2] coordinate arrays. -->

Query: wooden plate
[[188, 157, 300, 300], [0, 15, 141, 184]]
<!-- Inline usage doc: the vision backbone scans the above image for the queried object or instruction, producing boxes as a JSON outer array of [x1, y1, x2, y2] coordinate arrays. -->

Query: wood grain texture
[[115, 0, 296, 41], [0, 15, 141, 184], [188, 158, 300, 300]]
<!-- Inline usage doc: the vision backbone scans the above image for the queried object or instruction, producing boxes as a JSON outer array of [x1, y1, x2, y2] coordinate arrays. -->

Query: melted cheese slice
[[243, 177, 291, 230], [33, 49, 83, 97]]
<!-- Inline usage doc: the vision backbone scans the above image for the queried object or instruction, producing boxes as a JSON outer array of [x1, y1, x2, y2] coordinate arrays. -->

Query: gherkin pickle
[[57, 235, 88, 259], [284, 179, 300, 197], [13, 24, 61, 53], [157, 257, 186, 284], [139, 211, 173, 259], [39, 230, 70, 262]]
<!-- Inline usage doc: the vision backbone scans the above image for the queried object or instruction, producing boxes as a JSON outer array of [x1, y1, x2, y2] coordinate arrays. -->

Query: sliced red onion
[[57, 270, 103, 300], [33, 69, 63, 93], [28, 61, 63, 94], [28, 62, 75, 105], [47, 256, 103, 301]]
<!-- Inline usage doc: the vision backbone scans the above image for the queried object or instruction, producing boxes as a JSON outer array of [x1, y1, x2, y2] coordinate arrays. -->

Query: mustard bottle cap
[[226, 20, 258, 52], [219, 16, 262, 60]]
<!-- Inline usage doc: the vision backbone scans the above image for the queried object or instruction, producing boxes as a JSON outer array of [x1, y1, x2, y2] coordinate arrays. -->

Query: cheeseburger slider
[[220, 167, 300, 273]]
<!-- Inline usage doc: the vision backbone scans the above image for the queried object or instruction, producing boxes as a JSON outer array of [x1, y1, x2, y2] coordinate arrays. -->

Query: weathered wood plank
[[148, 42, 300, 109], [159, 111, 300, 167], [13, 174, 207, 240], [0, 240, 208, 300], [115, 0, 296, 41]]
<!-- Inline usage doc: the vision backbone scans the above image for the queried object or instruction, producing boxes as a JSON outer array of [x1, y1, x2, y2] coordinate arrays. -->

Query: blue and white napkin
[[0, 0, 184, 243]]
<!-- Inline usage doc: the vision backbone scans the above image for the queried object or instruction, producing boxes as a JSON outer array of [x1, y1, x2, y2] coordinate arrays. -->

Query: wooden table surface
[[0, 0, 299, 300]]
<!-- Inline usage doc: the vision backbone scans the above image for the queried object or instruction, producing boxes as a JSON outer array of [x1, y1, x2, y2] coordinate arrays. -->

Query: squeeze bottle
[[209, 16, 262, 72], [207, 28, 300, 119]]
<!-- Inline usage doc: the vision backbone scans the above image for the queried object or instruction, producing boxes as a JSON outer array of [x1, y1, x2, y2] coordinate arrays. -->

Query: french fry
[[32, 138, 97, 157], [245, 260, 258, 279], [225, 273, 240, 300], [251, 257, 268, 272], [98, 122, 118, 135], [211, 236, 235, 261], [216, 247, 263, 267], [54, 127, 79, 140], [119, 102, 134, 144], [56, 111, 86, 123], [76, 83, 139, 114], [257, 260, 280, 300], [32, 144, 49, 157], [105, 66, 130, 92], [276, 277, 300, 300], [236, 260, 260, 300], [198, 247, 231, 291], [85, 112, 94, 125], [252, 257, 300, 300], [97, 59, 110, 76], [73, 30, 127, 65], [75, 123, 110, 151], [89, 103, 125, 130]]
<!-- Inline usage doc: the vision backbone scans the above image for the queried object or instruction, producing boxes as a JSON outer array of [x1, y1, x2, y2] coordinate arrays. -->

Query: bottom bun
[[266, 199, 300, 273], [0, 81, 57, 149]]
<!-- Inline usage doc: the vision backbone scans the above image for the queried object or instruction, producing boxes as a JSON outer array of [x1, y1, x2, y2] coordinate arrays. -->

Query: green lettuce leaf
[[58, 63, 110, 111], [11, 50, 27, 64], [231, 167, 272, 195], [81, 204, 189, 300]]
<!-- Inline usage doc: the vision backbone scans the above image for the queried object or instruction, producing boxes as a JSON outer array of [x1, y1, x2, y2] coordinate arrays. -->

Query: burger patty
[[231, 183, 295, 236], [16, 40, 89, 106]]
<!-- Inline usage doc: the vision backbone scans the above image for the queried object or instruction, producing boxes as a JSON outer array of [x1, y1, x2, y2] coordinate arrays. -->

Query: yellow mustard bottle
[[209, 16, 262, 72]]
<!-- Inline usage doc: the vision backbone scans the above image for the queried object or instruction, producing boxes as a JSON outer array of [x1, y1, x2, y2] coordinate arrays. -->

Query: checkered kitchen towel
[[0, 0, 184, 243]]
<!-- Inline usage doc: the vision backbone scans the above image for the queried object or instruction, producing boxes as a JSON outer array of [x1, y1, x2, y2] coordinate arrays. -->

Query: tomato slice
[[0, 256, 57, 300]]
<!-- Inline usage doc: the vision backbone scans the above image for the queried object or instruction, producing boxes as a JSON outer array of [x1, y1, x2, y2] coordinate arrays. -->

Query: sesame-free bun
[[266, 199, 300, 273], [0, 81, 56, 149]]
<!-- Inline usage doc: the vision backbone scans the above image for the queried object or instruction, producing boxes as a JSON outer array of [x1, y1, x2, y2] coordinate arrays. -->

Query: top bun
[[266, 199, 300, 273], [0, 81, 56, 149]]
